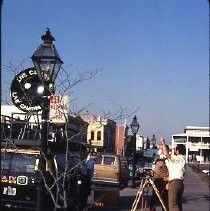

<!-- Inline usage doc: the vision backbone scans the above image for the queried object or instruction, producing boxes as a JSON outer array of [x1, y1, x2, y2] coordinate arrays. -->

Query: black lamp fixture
[[130, 115, 139, 134], [32, 28, 63, 84], [130, 115, 139, 188]]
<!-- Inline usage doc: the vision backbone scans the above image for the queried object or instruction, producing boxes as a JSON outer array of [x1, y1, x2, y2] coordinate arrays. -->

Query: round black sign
[[10, 67, 43, 112]]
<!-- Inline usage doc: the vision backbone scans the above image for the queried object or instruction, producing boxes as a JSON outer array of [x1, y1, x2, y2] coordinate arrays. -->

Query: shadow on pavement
[[88, 194, 136, 211]]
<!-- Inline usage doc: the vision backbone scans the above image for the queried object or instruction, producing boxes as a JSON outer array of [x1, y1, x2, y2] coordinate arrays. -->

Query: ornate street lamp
[[31, 28, 63, 211], [32, 28, 63, 84], [130, 115, 139, 188]]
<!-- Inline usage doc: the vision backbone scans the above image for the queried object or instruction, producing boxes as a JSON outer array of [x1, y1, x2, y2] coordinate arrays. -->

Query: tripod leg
[[149, 179, 168, 211], [131, 179, 148, 211], [143, 180, 150, 210], [131, 179, 144, 211]]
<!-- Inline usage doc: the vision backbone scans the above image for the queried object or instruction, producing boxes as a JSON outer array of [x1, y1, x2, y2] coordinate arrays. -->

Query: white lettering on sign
[[11, 92, 21, 104], [3, 186, 16, 196], [29, 69, 37, 76], [16, 72, 27, 83], [19, 104, 41, 111]]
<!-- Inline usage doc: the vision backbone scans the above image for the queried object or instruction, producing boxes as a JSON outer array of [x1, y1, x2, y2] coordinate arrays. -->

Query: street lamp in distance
[[31, 28, 63, 211], [130, 115, 139, 188]]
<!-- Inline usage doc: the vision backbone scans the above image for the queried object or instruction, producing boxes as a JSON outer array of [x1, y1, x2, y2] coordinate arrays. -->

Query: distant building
[[150, 134, 157, 149], [80, 113, 116, 153], [115, 124, 129, 155], [172, 126, 210, 163], [124, 134, 144, 157], [143, 137, 150, 150]]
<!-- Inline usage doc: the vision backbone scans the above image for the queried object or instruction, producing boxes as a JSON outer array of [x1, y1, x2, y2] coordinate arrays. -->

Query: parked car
[[92, 153, 129, 189], [1, 148, 40, 210], [0, 148, 86, 210], [202, 169, 210, 175]]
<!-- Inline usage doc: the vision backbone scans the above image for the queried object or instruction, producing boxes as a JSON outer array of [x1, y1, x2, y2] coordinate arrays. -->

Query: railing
[[186, 142, 210, 149], [173, 141, 210, 149]]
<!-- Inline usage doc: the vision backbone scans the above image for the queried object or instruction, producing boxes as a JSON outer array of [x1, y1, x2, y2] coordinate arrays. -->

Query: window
[[202, 137, 210, 144], [97, 131, 101, 140], [91, 131, 94, 140], [55, 153, 82, 172], [189, 137, 201, 143], [95, 155, 103, 164], [173, 136, 187, 143], [104, 156, 115, 165]]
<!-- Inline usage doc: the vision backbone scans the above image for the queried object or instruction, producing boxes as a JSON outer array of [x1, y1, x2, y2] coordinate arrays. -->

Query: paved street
[[89, 167, 210, 211]]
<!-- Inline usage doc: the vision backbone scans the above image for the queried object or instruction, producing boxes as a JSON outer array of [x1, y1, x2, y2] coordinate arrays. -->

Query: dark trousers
[[169, 179, 184, 211], [81, 174, 91, 205], [150, 178, 168, 211]]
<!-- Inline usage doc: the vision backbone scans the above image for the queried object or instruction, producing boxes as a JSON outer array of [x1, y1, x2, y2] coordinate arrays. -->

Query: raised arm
[[160, 138, 171, 159]]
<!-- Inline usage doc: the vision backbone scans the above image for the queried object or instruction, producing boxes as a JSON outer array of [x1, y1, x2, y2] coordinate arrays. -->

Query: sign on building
[[49, 95, 69, 123]]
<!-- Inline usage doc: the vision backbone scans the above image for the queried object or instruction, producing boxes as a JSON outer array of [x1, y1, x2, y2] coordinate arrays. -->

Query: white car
[[202, 169, 210, 174]]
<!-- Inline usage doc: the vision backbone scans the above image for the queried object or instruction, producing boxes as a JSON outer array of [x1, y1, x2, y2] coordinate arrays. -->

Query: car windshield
[[1, 152, 37, 173]]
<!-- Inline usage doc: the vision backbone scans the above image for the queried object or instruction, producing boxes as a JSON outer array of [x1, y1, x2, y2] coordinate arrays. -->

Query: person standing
[[160, 138, 186, 211], [150, 144, 169, 211], [85, 152, 97, 178], [81, 152, 96, 207]]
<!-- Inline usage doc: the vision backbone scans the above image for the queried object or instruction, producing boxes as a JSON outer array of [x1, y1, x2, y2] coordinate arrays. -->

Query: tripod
[[131, 177, 168, 211]]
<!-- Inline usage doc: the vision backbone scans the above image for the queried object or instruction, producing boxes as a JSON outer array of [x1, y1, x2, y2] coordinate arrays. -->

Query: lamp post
[[31, 28, 63, 211], [130, 115, 139, 188]]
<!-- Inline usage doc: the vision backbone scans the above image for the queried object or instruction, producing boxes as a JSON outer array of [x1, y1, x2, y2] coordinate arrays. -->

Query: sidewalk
[[132, 167, 210, 211], [182, 167, 210, 211]]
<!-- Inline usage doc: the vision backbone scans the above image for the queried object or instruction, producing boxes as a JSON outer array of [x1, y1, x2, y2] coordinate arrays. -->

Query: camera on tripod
[[142, 163, 154, 177]]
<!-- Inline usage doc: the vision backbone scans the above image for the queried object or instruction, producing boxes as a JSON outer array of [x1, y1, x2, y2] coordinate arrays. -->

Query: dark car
[[1, 149, 39, 210], [0, 148, 87, 210]]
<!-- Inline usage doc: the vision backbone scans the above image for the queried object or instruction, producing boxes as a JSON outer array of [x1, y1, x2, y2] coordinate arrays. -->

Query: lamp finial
[[41, 28, 55, 43]]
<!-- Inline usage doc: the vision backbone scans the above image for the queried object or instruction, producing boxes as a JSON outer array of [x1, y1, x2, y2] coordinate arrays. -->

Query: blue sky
[[1, 0, 209, 143]]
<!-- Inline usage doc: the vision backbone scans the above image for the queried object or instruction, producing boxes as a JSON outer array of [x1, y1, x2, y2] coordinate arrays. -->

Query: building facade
[[115, 124, 129, 155], [1, 105, 88, 145], [80, 113, 116, 153], [172, 126, 210, 163]]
